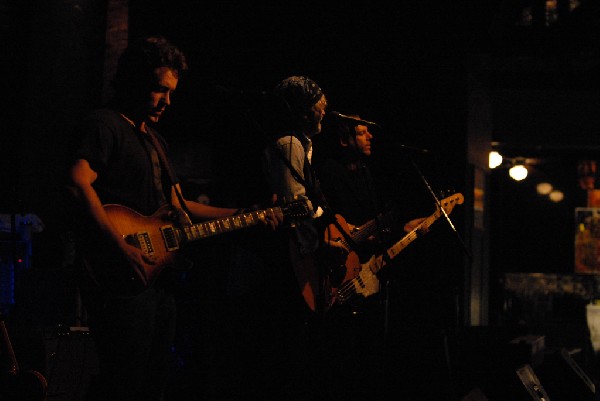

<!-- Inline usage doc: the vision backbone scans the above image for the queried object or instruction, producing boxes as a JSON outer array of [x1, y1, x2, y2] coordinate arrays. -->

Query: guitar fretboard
[[180, 209, 277, 243]]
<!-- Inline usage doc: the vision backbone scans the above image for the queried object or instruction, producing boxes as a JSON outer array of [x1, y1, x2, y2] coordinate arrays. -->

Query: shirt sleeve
[[263, 135, 320, 255]]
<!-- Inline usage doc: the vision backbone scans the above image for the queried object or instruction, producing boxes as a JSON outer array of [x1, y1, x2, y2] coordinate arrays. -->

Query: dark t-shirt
[[315, 157, 380, 227], [70, 108, 177, 295], [72, 108, 173, 216]]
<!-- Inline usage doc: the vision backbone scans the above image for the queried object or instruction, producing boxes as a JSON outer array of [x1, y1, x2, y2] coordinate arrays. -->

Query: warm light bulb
[[549, 190, 564, 202], [509, 164, 528, 181], [489, 151, 503, 169], [536, 182, 553, 195]]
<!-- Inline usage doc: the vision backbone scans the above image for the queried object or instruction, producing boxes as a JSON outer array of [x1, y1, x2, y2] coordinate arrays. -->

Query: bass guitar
[[333, 193, 464, 306], [296, 207, 400, 313], [85, 200, 310, 291]]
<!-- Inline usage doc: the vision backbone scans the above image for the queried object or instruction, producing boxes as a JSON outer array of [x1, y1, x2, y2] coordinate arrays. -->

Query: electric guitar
[[322, 206, 402, 282], [84, 200, 310, 292], [295, 207, 400, 313], [0, 314, 48, 401], [332, 193, 464, 306]]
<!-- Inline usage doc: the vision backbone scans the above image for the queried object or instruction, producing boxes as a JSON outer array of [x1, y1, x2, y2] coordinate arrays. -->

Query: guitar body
[[104, 203, 187, 285], [289, 213, 359, 313], [324, 214, 379, 307], [80, 203, 189, 295]]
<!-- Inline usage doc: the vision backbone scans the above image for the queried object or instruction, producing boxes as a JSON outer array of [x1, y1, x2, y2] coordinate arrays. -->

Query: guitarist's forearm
[[77, 184, 130, 249], [171, 184, 237, 220], [68, 160, 130, 249], [182, 199, 237, 220]]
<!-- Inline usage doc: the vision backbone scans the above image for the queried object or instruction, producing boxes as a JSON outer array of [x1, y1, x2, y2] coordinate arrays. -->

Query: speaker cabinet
[[43, 326, 98, 401]]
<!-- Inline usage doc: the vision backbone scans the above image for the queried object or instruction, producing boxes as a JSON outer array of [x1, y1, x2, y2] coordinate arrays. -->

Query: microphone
[[395, 143, 429, 154], [328, 111, 380, 127]]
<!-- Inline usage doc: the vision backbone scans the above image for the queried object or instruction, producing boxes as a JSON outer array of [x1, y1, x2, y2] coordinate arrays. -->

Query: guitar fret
[[243, 213, 253, 225], [200, 224, 207, 237], [222, 218, 231, 230], [209, 222, 217, 233], [196, 224, 206, 238]]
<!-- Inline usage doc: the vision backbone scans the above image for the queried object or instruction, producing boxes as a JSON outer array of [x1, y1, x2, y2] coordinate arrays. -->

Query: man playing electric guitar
[[65, 37, 280, 401], [322, 207, 427, 305], [312, 111, 430, 400]]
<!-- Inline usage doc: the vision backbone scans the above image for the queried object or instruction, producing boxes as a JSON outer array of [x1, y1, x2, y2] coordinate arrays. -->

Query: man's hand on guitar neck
[[258, 193, 284, 230], [238, 202, 283, 231], [263, 207, 283, 230], [403, 217, 428, 233]]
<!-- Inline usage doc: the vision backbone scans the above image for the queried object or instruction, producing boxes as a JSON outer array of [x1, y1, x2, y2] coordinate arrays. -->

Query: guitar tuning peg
[[438, 188, 456, 199]]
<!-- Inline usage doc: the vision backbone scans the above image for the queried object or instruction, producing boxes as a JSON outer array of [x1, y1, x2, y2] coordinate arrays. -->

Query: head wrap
[[273, 76, 323, 112]]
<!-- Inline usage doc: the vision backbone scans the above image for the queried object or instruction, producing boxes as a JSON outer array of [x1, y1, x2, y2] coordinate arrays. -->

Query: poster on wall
[[575, 207, 600, 273]]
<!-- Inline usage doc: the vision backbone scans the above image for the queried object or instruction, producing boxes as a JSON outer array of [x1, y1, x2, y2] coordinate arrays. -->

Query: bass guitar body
[[322, 214, 379, 309]]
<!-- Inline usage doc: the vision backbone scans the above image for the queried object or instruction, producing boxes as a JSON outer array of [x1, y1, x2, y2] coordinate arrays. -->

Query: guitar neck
[[179, 207, 281, 243], [366, 193, 464, 274], [368, 211, 440, 275], [336, 193, 463, 306]]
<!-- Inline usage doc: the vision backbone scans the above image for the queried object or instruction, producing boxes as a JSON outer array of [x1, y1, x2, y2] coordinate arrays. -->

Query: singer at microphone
[[328, 111, 380, 127]]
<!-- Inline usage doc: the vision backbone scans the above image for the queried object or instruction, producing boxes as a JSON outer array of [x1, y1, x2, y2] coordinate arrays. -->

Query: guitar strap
[[270, 140, 360, 253], [144, 128, 192, 217]]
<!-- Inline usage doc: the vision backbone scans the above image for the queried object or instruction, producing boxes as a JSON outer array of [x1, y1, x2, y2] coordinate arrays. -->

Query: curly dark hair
[[112, 36, 188, 95]]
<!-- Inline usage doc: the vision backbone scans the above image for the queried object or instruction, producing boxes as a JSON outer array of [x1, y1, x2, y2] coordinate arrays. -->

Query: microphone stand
[[405, 152, 472, 261], [394, 143, 470, 397]]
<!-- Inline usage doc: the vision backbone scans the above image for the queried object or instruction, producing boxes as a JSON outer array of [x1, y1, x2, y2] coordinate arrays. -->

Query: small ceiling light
[[536, 182, 553, 195], [509, 164, 528, 181], [549, 190, 564, 202], [489, 151, 503, 169]]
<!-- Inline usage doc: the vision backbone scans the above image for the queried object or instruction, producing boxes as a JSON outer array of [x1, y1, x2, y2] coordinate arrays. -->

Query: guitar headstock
[[281, 199, 312, 219], [438, 193, 464, 215]]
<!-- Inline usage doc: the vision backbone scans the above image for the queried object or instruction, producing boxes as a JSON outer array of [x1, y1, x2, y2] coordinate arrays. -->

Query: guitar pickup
[[160, 226, 180, 251]]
